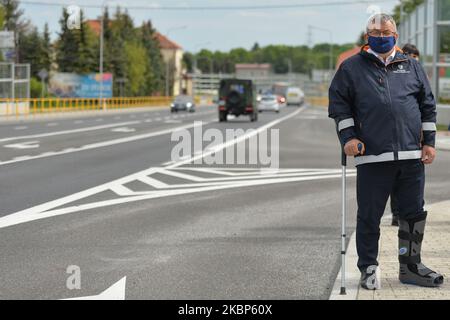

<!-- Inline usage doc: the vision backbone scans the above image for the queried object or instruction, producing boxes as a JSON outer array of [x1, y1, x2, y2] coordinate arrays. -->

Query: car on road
[[218, 79, 258, 122], [286, 87, 305, 106], [170, 95, 196, 113], [258, 94, 280, 113]]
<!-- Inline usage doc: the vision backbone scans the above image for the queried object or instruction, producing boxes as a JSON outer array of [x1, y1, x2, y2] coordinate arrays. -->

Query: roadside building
[[235, 63, 273, 79], [398, 0, 450, 110]]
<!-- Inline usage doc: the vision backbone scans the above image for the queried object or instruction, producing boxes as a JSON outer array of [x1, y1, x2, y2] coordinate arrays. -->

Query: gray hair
[[366, 13, 397, 33]]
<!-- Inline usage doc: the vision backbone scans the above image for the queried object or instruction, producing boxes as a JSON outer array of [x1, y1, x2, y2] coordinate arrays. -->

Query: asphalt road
[[0, 104, 449, 300]]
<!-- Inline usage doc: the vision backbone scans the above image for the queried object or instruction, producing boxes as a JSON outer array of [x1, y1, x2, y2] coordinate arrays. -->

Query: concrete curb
[[329, 232, 360, 300]]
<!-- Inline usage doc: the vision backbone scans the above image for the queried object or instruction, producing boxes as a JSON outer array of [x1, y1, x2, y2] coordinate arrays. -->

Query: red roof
[[336, 46, 361, 69], [154, 32, 182, 50], [86, 20, 101, 35]]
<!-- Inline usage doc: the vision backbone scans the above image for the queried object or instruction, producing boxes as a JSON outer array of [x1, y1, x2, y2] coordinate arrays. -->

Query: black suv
[[218, 79, 258, 122]]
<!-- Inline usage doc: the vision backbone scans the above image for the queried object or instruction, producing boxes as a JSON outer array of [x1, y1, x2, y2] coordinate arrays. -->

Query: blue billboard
[[49, 73, 113, 98]]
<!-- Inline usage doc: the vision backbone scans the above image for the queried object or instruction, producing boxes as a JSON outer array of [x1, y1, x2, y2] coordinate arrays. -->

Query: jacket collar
[[359, 44, 408, 66]]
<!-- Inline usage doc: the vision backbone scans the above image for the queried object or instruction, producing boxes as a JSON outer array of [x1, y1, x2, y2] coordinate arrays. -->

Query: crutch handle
[[357, 143, 363, 153]]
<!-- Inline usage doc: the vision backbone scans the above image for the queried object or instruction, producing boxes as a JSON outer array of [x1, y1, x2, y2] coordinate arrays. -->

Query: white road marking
[[96, 118, 103, 122], [63, 277, 126, 300], [144, 119, 152, 123], [166, 107, 305, 169], [155, 117, 162, 121], [4, 141, 40, 149], [114, 116, 121, 120], [296, 115, 321, 120], [0, 108, 313, 229], [12, 155, 32, 161], [0, 168, 356, 230], [111, 127, 136, 133], [0, 121, 141, 143], [138, 175, 169, 189], [47, 123, 58, 127], [74, 120, 84, 124], [164, 120, 182, 124], [0, 120, 213, 167], [14, 126, 28, 130]]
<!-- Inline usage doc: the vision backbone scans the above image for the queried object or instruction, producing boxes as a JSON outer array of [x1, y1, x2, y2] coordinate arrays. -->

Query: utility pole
[[99, 0, 112, 110], [309, 25, 334, 79]]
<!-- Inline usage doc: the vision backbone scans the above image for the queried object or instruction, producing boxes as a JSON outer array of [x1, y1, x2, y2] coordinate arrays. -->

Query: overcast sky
[[20, 0, 399, 52]]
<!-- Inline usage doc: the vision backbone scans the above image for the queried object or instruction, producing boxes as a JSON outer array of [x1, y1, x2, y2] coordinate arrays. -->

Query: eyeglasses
[[367, 29, 397, 37]]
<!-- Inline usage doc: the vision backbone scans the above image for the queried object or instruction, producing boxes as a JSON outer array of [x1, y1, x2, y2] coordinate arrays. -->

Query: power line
[[20, 0, 398, 11]]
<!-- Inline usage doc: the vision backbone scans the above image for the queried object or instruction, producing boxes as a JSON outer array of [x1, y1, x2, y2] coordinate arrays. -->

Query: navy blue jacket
[[329, 46, 437, 166]]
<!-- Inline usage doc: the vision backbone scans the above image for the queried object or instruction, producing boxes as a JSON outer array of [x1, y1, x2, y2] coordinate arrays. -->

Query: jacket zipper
[[384, 65, 399, 160]]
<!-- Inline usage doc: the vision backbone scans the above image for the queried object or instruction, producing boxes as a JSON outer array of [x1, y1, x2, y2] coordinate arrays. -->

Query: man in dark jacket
[[328, 13, 444, 289]]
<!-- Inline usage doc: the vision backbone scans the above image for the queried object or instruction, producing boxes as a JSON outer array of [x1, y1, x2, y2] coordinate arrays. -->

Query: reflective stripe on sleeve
[[338, 118, 355, 132], [422, 122, 437, 131]]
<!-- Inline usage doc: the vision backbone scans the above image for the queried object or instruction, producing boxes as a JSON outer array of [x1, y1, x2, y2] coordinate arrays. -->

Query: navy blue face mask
[[368, 36, 396, 54]]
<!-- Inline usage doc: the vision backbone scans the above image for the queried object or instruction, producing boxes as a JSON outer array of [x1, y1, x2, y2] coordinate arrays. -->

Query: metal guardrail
[[306, 96, 329, 107], [0, 97, 177, 117]]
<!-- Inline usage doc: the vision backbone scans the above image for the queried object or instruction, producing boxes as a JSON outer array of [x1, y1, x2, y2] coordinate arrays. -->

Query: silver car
[[257, 95, 280, 113]]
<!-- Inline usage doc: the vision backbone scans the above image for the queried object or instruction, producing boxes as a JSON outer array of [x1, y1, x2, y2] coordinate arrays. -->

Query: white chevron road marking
[[0, 167, 356, 230]]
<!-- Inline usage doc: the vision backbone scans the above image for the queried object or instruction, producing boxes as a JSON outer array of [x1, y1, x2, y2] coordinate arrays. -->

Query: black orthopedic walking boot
[[398, 212, 444, 287]]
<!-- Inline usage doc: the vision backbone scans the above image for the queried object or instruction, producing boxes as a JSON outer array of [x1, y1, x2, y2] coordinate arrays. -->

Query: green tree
[[41, 23, 52, 72], [1, 0, 30, 62], [392, 0, 425, 25], [139, 20, 164, 95], [0, 5, 5, 29], [183, 52, 194, 73], [55, 8, 80, 72], [76, 10, 97, 73], [18, 26, 44, 77], [1, 0, 27, 31], [124, 41, 148, 96]]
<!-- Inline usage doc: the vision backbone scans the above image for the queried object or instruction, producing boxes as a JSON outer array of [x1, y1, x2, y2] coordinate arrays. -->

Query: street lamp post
[[99, 0, 112, 110], [309, 25, 334, 80], [192, 41, 211, 98]]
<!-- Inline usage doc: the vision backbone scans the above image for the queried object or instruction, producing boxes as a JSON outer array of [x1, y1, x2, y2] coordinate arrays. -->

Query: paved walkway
[[331, 200, 450, 300], [437, 131, 450, 151], [357, 200, 450, 300]]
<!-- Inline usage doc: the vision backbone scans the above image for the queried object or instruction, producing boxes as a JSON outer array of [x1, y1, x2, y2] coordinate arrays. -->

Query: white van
[[286, 87, 305, 106]]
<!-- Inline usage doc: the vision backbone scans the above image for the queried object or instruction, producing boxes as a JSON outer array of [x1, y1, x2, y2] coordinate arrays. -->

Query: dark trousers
[[356, 159, 425, 271], [391, 187, 400, 216]]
